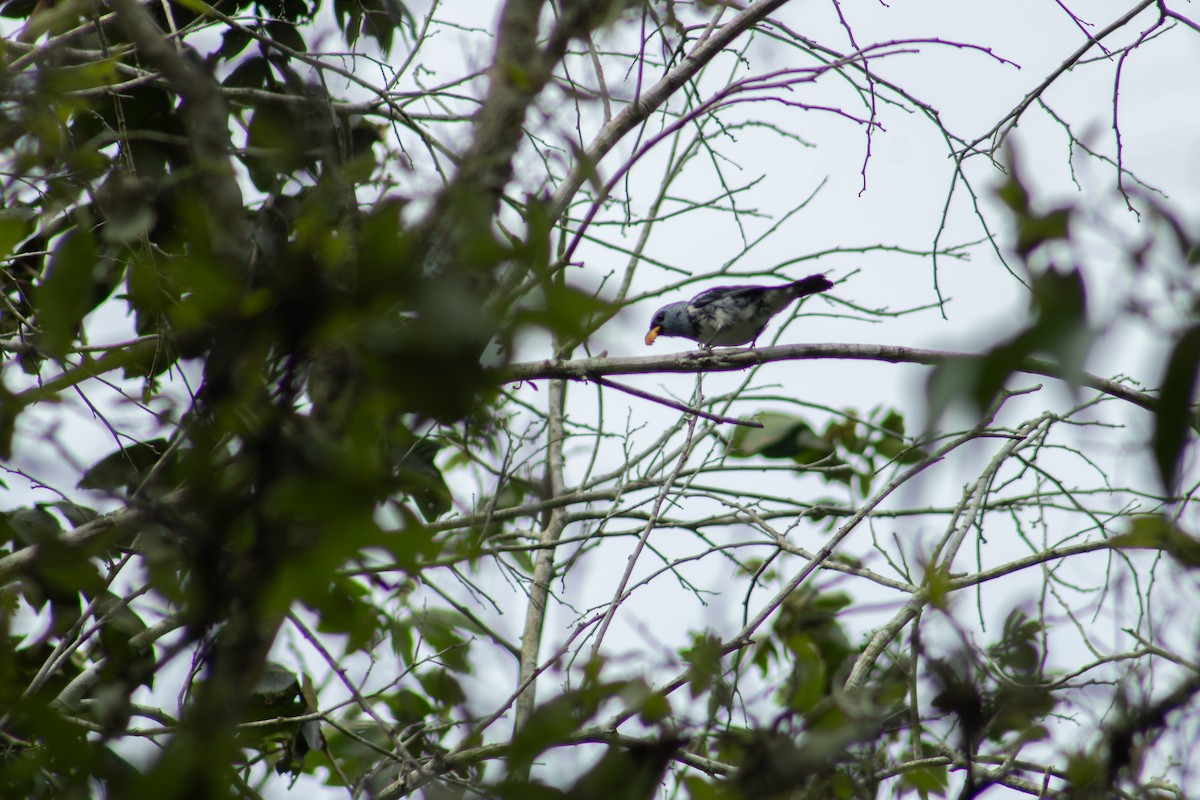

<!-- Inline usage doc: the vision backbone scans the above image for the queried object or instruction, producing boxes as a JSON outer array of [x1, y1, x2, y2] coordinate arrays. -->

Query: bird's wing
[[688, 284, 767, 309]]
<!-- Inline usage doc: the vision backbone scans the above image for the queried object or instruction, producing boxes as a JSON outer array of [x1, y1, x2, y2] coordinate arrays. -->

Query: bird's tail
[[789, 274, 834, 297]]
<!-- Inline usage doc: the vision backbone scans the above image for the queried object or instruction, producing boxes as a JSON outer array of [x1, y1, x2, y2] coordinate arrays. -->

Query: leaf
[[6, 505, 62, 542], [416, 669, 466, 710], [729, 413, 835, 463], [212, 24, 253, 63], [0, 210, 32, 260], [312, 576, 380, 652], [1153, 324, 1200, 491], [783, 634, 826, 712], [561, 738, 681, 800], [729, 412, 799, 456], [682, 632, 725, 698], [994, 153, 1073, 257], [358, 0, 410, 51], [384, 688, 432, 726], [247, 105, 311, 190], [265, 20, 307, 54], [514, 282, 612, 342], [988, 609, 1041, 674], [37, 228, 97, 358], [0, 386, 17, 460], [93, 590, 155, 688], [78, 439, 170, 494], [683, 776, 721, 800], [507, 694, 590, 774], [880, 409, 905, 437], [899, 764, 948, 796], [225, 54, 271, 90], [1112, 514, 1200, 567], [1028, 266, 1094, 382], [1111, 514, 1177, 549], [249, 662, 303, 713], [394, 437, 452, 522], [415, 608, 474, 672], [1015, 207, 1071, 257]]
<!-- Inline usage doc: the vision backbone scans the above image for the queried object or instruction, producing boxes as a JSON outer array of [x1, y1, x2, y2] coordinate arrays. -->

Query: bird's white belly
[[695, 304, 759, 345]]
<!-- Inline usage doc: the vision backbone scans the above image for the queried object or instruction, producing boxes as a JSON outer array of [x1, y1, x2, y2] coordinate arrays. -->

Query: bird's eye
[[652, 311, 664, 325]]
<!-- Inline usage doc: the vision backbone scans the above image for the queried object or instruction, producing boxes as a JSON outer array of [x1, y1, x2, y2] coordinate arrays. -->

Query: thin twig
[[592, 374, 762, 428]]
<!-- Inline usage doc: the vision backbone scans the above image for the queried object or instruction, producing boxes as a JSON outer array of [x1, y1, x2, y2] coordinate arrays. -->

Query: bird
[[644, 274, 833, 348]]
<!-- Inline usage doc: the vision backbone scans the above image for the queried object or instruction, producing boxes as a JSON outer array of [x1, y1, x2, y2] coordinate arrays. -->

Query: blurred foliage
[[926, 150, 1200, 498], [0, 0, 577, 795], [729, 407, 924, 497]]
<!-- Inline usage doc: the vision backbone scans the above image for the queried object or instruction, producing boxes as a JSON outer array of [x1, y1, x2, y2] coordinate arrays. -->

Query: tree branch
[[546, 0, 793, 221], [505, 343, 1160, 414], [109, 0, 244, 263], [512, 377, 569, 740]]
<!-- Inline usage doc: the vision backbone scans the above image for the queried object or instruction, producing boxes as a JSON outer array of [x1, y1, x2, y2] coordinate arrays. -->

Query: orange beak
[[645, 326, 661, 346]]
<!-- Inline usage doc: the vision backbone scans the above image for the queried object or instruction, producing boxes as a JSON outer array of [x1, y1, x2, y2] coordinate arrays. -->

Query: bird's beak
[[645, 326, 661, 346]]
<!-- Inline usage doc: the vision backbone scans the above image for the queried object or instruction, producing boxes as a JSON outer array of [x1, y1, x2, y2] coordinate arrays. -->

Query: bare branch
[[506, 343, 1160, 415]]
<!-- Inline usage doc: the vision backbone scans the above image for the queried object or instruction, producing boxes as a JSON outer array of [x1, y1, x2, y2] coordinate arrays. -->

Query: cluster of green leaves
[[679, 591, 909, 799], [0, 1, 530, 796], [728, 406, 923, 497], [0, 0, 642, 793]]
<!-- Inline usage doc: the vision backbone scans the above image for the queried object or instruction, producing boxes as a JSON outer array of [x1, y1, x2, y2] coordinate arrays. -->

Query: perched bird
[[645, 274, 833, 348]]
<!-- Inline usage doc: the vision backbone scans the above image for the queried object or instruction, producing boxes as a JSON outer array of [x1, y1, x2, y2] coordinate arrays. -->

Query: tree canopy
[[1, 1, 1199, 798]]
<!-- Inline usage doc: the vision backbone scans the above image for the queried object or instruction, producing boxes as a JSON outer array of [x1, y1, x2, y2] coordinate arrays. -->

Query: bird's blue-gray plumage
[[645, 274, 833, 347]]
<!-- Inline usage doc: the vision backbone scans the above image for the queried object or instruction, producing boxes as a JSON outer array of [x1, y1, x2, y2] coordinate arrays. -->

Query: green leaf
[[1112, 514, 1200, 567], [729, 413, 835, 464], [1111, 514, 1177, 548], [312, 577, 380, 652], [93, 591, 155, 689], [6, 505, 62, 542], [78, 439, 170, 494], [357, 0, 412, 51], [1028, 266, 1094, 382], [394, 437, 452, 522], [988, 609, 1041, 674], [1153, 324, 1200, 491], [384, 688, 432, 726], [635, 690, 671, 725], [416, 670, 466, 710], [38, 228, 97, 358], [683, 775, 722, 800], [238, 662, 308, 747], [507, 693, 591, 774], [252, 662, 303, 707], [682, 632, 725, 699], [416, 608, 474, 673], [994, 169, 1029, 215], [899, 764, 948, 796], [265, 20, 307, 53], [0, 384, 16, 459], [1015, 206, 1071, 256], [225, 54, 271, 89], [0, 210, 32, 260], [880, 409, 905, 437], [560, 738, 681, 800], [1064, 751, 1105, 794], [247, 105, 311, 190], [213, 23, 253, 62], [514, 282, 611, 341], [994, 154, 1073, 257], [783, 634, 826, 712]]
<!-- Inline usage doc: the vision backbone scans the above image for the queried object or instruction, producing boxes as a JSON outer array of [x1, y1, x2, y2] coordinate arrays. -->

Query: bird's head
[[644, 302, 689, 346]]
